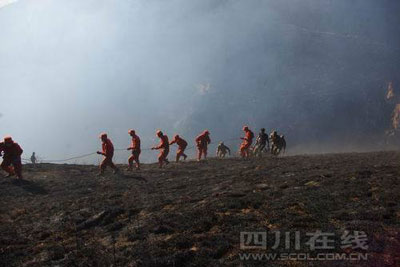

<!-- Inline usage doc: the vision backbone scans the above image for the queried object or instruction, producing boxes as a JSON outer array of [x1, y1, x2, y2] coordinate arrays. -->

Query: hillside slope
[[1, 152, 400, 266]]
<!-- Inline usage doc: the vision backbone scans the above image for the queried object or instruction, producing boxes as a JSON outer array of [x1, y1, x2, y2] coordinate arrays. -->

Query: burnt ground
[[0, 152, 400, 266]]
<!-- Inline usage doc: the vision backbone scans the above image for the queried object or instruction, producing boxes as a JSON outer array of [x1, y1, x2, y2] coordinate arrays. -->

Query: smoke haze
[[1, 0, 399, 163]]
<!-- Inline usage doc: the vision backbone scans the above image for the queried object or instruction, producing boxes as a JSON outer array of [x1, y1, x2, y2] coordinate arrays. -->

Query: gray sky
[[1, 0, 399, 163]]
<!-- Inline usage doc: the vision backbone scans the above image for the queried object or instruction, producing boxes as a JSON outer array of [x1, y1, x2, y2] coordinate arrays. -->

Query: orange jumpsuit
[[170, 136, 188, 162], [240, 129, 254, 158], [155, 135, 170, 167], [128, 134, 141, 169], [100, 138, 117, 171], [0, 141, 23, 178], [195, 132, 211, 160]]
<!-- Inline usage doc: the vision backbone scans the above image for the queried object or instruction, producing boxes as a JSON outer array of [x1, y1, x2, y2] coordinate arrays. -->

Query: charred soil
[[1, 152, 400, 266]]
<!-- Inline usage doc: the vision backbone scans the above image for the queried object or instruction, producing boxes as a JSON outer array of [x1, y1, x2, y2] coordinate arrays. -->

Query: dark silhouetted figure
[[31, 152, 37, 165], [216, 142, 231, 158], [270, 131, 286, 155], [253, 128, 269, 157]]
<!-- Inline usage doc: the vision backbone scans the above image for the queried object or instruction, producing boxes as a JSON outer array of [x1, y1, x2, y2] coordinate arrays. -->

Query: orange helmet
[[243, 126, 249, 131], [4, 136, 13, 143], [99, 133, 107, 139], [129, 129, 135, 135], [156, 130, 163, 137]]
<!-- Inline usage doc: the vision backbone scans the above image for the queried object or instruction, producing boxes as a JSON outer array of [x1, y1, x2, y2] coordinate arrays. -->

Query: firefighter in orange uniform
[[169, 135, 188, 162], [152, 130, 170, 168], [0, 136, 23, 179], [127, 129, 141, 171], [195, 130, 211, 161], [240, 126, 254, 158], [97, 133, 119, 175]]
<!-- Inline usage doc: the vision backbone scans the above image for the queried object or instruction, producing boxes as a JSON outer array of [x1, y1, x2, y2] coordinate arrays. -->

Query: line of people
[[215, 127, 286, 158], [0, 126, 286, 178], [97, 129, 212, 175]]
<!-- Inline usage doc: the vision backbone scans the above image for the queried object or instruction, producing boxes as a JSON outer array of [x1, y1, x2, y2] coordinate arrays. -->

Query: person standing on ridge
[[240, 126, 254, 158], [97, 133, 119, 175], [127, 129, 141, 171], [195, 130, 211, 161], [169, 134, 188, 162], [0, 136, 24, 179], [152, 130, 170, 168], [31, 152, 37, 165]]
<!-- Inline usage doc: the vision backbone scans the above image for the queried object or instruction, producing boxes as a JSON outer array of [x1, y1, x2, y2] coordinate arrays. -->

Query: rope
[[16, 137, 244, 164], [42, 152, 97, 163]]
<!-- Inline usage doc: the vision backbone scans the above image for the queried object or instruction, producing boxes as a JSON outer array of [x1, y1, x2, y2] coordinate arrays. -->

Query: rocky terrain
[[1, 152, 400, 266]]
